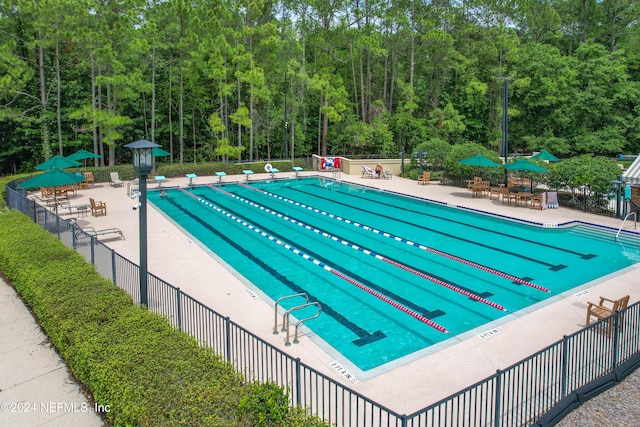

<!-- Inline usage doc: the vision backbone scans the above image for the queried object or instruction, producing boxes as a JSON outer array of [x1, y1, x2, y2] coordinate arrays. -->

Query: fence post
[[225, 316, 231, 362], [90, 236, 96, 265], [494, 370, 502, 427], [176, 287, 182, 331], [72, 224, 77, 250], [295, 357, 301, 406], [111, 249, 117, 284], [612, 312, 620, 370], [561, 335, 569, 397]]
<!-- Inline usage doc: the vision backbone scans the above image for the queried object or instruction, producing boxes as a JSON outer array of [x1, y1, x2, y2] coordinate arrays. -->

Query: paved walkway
[[0, 278, 103, 427]]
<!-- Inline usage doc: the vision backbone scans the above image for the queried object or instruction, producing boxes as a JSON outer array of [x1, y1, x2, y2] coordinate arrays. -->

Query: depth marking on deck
[[330, 361, 359, 384], [244, 289, 260, 300], [479, 328, 501, 339]]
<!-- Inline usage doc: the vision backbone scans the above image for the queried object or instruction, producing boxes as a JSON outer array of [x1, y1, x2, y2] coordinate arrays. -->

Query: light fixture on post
[[498, 77, 514, 187], [611, 176, 626, 218], [413, 150, 428, 172], [125, 139, 160, 307]]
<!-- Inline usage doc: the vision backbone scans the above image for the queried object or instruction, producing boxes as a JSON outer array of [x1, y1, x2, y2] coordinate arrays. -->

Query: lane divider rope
[[179, 187, 449, 334], [210, 185, 505, 311], [237, 183, 549, 293]]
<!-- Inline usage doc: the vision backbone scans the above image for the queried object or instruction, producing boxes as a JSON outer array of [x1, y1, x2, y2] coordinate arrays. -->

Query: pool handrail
[[285, 302, 322, 346], [274, 293, 309, 334]]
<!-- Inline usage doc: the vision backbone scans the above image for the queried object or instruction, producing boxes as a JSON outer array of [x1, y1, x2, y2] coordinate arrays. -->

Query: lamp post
[[498, 77, 513, 187], [414, 150, 428, 172], [284, 76, 288, 160], [125, 139, 160, 306], [612, 176, 626, 218]]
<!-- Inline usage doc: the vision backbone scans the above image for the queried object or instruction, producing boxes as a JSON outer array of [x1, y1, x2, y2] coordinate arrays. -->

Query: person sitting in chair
[[375, 163, 383, 178]]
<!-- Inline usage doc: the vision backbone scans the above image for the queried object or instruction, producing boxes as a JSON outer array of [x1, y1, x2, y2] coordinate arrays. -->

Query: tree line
[[0, 0, 638, 174]]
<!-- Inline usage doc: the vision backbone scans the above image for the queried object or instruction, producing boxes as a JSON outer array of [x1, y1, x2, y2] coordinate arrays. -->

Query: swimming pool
[[148, 178, 640, 373]]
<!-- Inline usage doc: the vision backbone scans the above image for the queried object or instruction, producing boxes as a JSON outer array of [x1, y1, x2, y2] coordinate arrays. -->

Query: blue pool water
[[149, 178, 640, 372]]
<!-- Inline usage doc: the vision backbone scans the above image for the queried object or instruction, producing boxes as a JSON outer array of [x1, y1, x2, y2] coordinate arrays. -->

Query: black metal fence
[[6, 180, 640, 427]]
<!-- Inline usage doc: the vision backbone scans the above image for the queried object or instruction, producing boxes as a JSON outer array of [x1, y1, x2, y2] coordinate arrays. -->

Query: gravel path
[[556, 368, 640, 427]]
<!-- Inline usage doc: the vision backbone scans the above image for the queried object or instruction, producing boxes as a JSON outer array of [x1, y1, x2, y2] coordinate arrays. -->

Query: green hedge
[[0, 210, 326, 427]]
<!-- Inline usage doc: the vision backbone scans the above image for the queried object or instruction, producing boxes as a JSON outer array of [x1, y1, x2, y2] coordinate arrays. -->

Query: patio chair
[[467, 176, 482, 190], [500, 187, 517, 205], [60, 184, 76, 197], [89, 197, 107, 216], [478, 181, 490, 197], [82, 171, 95, 187], [109, 171, 123, 187], [418, 171, 431, 185], [529, 194, 543, 209], [586, 295, 630, 327], [75, 226, 124, 240], [38, 187, 55, 204], [489, 184, 504, 200], [361, 164, 376, 178]]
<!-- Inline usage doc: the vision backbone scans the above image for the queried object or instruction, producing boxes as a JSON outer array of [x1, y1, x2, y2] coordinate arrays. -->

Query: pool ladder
[[273, 293, 322, 346]]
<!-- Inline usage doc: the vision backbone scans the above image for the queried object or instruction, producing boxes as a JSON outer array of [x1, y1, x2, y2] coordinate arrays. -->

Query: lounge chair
[[110, 172, 123, 187], [76, 226, 124, 240], [586, 295, 630, 327], [89, 197, 107, 216], [361, 164, 376, 178], [57, 201, 91, 217], [418, 171, 430, 185]]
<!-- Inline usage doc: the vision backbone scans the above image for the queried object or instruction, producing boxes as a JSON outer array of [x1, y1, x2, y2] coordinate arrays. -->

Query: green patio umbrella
[[67, 149, 103, 161], [151, 147, 170, 176], [152, 147, 171, 156], [18, 168, 87, 213], [67, 149, 102, 168], [35, 155, 81, 171], [504, 159, 548, 173], [505, 160, 548, 192], [531, 150, 559, 162], [457, 154, 501, 167]]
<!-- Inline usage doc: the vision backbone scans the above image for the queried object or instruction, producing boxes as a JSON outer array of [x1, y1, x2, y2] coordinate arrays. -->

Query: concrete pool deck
[[33, 171, 640, 414]]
